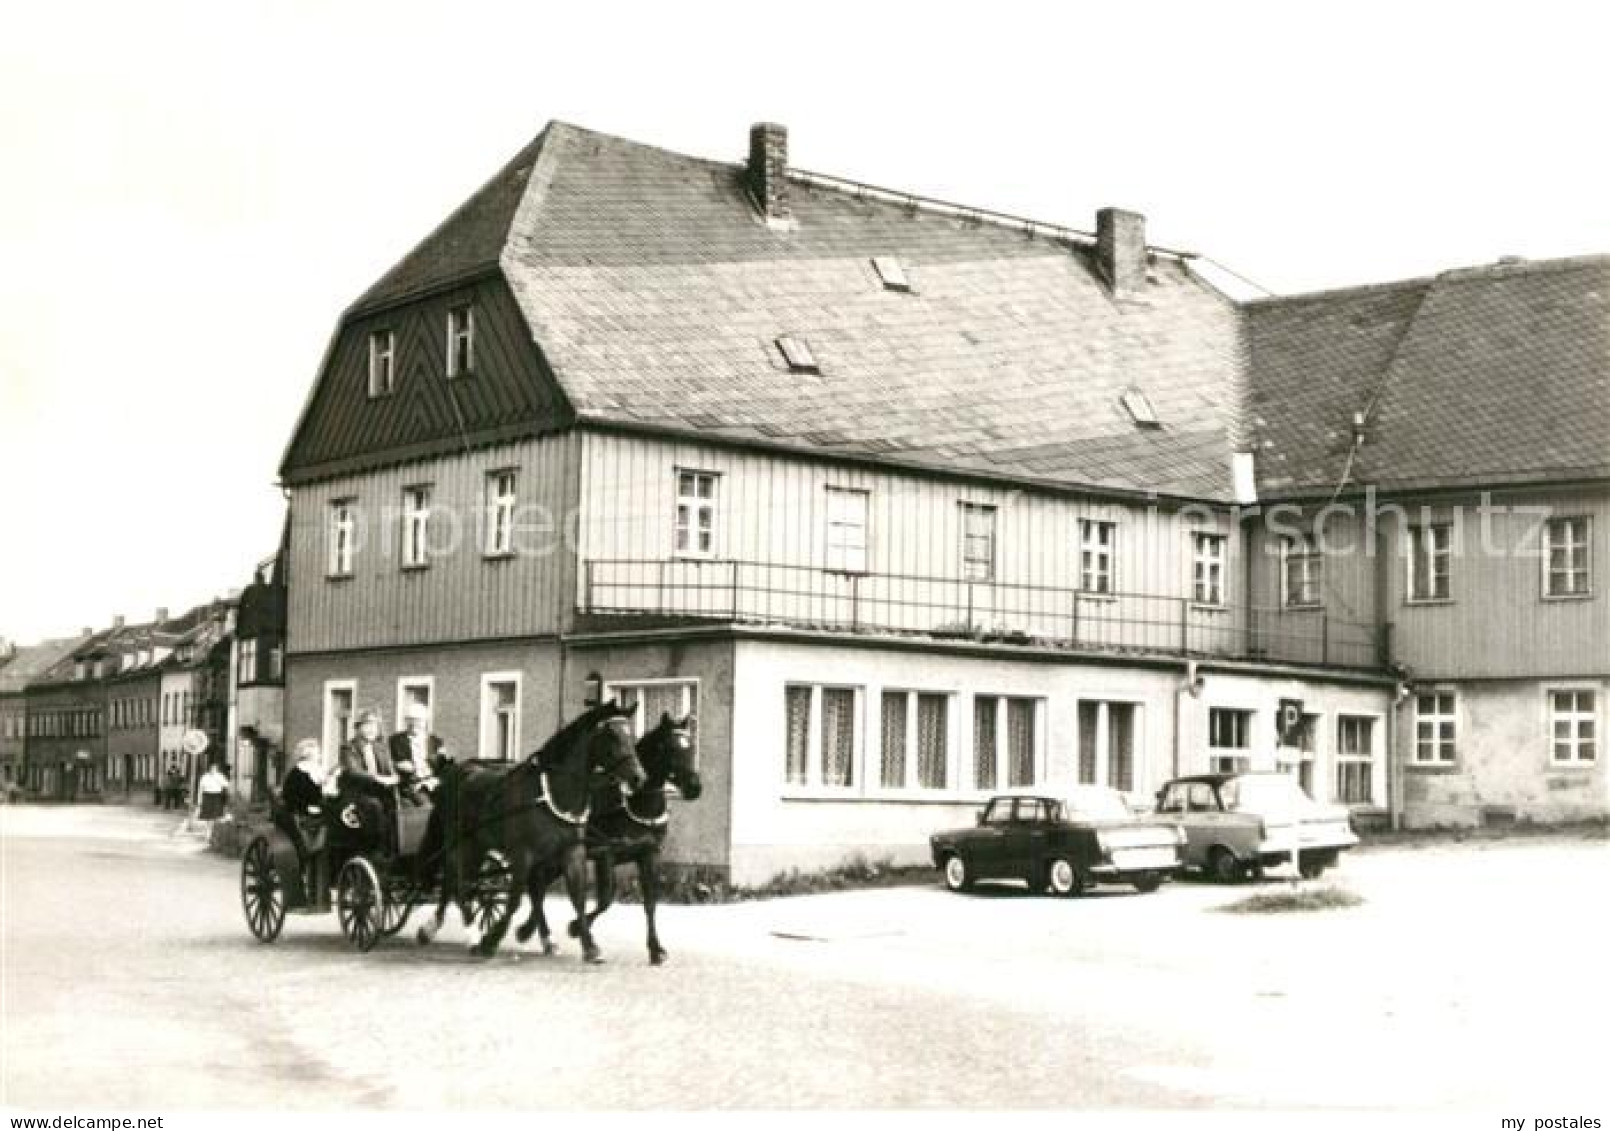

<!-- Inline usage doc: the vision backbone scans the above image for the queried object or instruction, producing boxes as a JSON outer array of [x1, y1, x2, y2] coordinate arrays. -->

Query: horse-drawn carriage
[[239, 702, 702, 963]]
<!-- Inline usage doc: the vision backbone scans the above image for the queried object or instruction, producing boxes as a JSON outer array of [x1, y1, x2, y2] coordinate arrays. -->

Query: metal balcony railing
[[580, 559, 1391, 671]]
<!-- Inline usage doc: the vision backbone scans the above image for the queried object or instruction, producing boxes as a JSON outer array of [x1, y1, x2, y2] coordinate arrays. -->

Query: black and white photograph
[[2, 1, 1607, 1123]]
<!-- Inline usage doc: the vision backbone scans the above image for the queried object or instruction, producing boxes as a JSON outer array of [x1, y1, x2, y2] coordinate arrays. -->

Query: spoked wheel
[[469, 850, 515, 936], [378, 891, 414, 938], [241, 838, 286, 942], [337, 857, 387, 952]]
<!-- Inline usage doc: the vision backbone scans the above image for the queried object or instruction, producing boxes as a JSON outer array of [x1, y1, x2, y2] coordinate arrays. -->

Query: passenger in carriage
[[390, 701, 445, 807], [337, 708, 399, 853]]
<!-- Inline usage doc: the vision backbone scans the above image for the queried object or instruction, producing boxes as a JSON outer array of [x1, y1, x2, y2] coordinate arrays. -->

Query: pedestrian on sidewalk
[[197, 762, 230, 823]]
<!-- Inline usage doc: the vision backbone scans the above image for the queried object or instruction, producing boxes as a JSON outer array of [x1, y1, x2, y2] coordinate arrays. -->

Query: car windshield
[[1060, 787, 1133, 821], [1220, 775, 1312, 812]]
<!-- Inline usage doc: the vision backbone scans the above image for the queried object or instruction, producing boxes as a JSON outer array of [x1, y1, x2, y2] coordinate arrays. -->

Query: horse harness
[[530, 714, 637, 827]]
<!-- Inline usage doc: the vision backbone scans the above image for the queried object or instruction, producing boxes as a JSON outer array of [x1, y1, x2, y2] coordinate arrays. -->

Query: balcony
[[580, 559, 1391, 672]]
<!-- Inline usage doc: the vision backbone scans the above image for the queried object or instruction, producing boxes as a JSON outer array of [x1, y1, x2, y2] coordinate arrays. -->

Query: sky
[[2, 0, 1608, 645]]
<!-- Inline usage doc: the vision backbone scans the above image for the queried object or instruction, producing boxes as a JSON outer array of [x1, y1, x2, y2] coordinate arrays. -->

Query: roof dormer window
[[1121, 387, 1161, 429], [776, 335, 819, 374], [871, 256, 912, 292], [447, 305, 475, 378]]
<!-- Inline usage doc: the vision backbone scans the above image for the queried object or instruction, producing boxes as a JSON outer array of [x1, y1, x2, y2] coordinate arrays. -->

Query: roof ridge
[[1247, 274, 1435, 307], [1433, 251, 1610, 282]]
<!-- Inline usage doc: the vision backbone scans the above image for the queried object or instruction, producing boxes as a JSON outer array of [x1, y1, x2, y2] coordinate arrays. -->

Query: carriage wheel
[[241, 838, 285, 943], [337, 857, 387, 952], [379, 892, 414, 938], [469, 850, 515, 937]]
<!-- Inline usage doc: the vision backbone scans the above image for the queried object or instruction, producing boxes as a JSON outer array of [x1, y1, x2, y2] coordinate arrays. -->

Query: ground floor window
[[1209, 707, 1252, 773], [972, 695, 1040, 790], [1335, 714, 1376, 803], [479, 672, 523, 761], [607, 678, 699, 767], [879, 690, 949, 790], [1078, 700, 1139, 791], [1549, 690, 1597, 765], [395, 676, 434, 732], [1414, 691, 1457, 764], [323, 681, 356, 767], [785, 684, 859, 789]]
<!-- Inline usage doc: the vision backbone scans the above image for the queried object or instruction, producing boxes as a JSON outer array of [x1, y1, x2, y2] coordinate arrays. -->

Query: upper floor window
[[1543, 516, 1592, 598], [446, 305, 475, 378], [1549, 690, 1596, 765], [960, 503, 996, 582], [825, 487, 869, 573], [367, 329, 395, 397], [1407, 523, 1453, 602], [402, 485, 432, 569], [1192, 532, 1226, 606], [239, 639, 258, 684], [1080, 520, 1116, 595], [1282, 535, 1321, 608], [1414, 691, 1457, 765], [268, 643, 284, 682], [485, 469, 518, 557], [674, 470, 718, 558], [328, 499, 356, 577]]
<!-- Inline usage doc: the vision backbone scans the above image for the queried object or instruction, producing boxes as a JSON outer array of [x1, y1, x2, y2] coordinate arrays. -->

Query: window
[[1550, 690, 1596, 765], [1209, 707, 1252, 773], [607, 679, 699, 765], [1078, 701, 1139, 791], [239, 639, 258, 684], [368, 329, 395, 397], [1335, 715, 1376, 804], [783, 684, 859, 790], [396, 678, 433, 734], [485, 470, 518, 557], [1192, 532, 1226, 606], [479, 673, 522, 761], [973, 695, 1040, 790], [328, 499, 356, 577], [1120, 387, 1161, 429], [674, 470, 718, 558], [960, 503, 996, 582], [268, 644, 283, 682], [1407, 523, 1452, 602], [1414, 692, 1457, 765], [1080, 520, 1116, 594], [1543, 517, 1592, 597], [1282, 535, 1321, 607], [775, 335, 819, 374], [825, 487, 869, 573], [402, 486, 432, 569], [447, 305, 475, 377], [875, 690, 948, 790], [871, 256, 911, 292]]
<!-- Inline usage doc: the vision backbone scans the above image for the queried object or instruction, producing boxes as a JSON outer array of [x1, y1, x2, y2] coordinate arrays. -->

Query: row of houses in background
[[270, 120, 1606, 884], [0, 553, 287, 804]]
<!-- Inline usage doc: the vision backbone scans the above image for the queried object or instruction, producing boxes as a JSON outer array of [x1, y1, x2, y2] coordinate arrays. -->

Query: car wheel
[[1298, 853, 1329, 880], [1131, 872, 1164, 894], [1208, 847, 1243, 884], [1046, 857, 1080, 897], [942, 853, 972, 892]]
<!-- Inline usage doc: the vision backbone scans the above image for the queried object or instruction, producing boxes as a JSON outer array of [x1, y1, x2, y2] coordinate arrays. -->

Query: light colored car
[[930, 786, 1183, 896], [1153, 772, 1359, 881]]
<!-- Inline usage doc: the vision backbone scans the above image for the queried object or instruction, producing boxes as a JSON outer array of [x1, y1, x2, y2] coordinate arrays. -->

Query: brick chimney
[[1096, 207, 1148, 298], [112, 614, 125, 630], [154, 607, 168, 623], [747, 122, 791, 227]]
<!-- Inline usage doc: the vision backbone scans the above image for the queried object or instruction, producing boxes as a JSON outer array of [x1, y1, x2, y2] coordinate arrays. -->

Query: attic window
[[871, 256, 912, 292], [1121, 387, 1162, 429], [776, 335, 820, 374]]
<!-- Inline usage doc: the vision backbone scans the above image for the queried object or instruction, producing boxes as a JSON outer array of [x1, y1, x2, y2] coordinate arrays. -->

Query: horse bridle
[[535, 714, 640, 826], [621, 723, 694, 828]]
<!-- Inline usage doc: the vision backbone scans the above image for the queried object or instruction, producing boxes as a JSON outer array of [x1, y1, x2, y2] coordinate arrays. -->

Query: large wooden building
[[278, 122, 1605, 882]]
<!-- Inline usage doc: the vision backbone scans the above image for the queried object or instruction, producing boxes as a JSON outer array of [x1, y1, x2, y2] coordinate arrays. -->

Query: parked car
[[1153, 772, 1359, 881], [929, 787, 1184, 896]]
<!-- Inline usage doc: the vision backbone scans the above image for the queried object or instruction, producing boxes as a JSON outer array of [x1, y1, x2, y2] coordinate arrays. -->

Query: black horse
[[517, 711, 702, 965], [417, 701, 645, 961]]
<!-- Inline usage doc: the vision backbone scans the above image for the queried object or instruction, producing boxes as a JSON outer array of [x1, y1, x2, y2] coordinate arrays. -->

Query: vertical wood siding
[[577, 431, 1245, 652], [286, 432, 579, 653]]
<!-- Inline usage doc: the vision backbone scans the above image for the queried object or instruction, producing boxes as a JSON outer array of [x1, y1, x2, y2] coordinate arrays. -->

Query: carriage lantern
[[583, 670, 604, 707]]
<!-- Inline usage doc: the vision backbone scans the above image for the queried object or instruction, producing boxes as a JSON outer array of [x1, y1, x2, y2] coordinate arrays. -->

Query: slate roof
[[1248, 256, 1610, 496], [0, 635, 94, 694], [319, 122, 1246, 499]]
